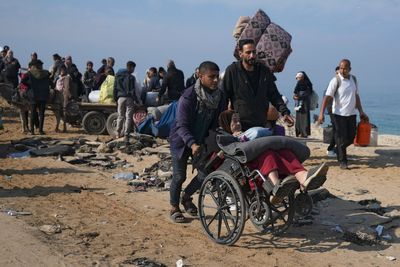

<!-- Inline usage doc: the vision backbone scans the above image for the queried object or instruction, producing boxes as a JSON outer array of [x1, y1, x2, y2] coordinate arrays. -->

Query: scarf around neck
[[194, 79, 221, 111]]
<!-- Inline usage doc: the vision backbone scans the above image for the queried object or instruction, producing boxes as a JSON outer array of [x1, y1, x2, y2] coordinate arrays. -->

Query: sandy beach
[[0, 99, 399, 267]]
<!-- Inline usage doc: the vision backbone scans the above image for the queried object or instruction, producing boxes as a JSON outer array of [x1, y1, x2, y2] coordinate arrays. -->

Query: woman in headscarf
[[293, 71, 313, 137]]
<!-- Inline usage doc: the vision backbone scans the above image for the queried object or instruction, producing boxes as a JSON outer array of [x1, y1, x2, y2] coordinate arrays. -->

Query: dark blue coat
[[169, 85, 226, 158]]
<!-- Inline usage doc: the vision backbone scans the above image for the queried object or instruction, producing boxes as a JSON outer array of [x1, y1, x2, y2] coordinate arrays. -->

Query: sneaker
[[294, 105, 302, 111], [303, 163, 329, 191], [340, 162, 349, 170], [327, 150, 337, 157]]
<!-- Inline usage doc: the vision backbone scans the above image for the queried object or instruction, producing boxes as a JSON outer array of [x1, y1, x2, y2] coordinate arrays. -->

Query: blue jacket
[[169, 85, 226, 158]]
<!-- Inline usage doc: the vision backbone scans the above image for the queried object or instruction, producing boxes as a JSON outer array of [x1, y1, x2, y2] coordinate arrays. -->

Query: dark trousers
[[30, 101, 46, 133], [332, 114, 357, 164], [327, 113, 336, 151], [170, 149, 206, 206]]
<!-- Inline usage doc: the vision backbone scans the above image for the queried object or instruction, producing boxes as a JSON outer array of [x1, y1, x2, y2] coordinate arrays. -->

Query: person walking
[[113, 61, 142, 142], [222, 39, 293, 131], [168, 61, 225, 223], [318, 59, 368, 169], [326, 66, 340, 157], [293, 71, 313, 138], [21, 59, 50, 135]]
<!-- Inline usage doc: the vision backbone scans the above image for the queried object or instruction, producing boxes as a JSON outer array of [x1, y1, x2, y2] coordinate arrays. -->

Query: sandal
[[181, 195, 198, 216], [302, 162, 329, 191], [170, 209, 186, 223]]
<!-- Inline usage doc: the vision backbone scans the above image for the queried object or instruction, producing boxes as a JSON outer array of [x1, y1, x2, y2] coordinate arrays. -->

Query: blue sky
[[1, 0, 399, 98]]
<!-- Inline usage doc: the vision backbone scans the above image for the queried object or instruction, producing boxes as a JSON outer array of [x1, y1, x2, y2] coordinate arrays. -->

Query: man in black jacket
[[222, 39, 293, 130], [113, 61, 141, 141], [21, 59, 50, 135], [157, 60, 184, 103]]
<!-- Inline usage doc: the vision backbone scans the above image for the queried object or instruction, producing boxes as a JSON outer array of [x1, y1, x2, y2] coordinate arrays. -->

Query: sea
[[284, 86, 400, 136]]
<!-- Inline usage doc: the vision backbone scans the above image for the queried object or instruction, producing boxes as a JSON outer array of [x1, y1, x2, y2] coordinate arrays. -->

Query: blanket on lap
[[216, 135, 310, 164]]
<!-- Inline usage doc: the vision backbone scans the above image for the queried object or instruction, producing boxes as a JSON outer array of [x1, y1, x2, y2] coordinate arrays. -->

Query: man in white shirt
[[318, 59, 368, 169]]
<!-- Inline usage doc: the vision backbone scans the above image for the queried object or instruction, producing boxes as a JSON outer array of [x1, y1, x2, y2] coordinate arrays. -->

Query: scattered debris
[[4, 209, 32, 216], [342, 226, 379, 246], [375, 225, 384, 236], [386, 256, 396, 261], [383, 209, 400, 219], [39, 224, 62, 235], [113, 172, 139, 180], [121, 257, 166, 267]]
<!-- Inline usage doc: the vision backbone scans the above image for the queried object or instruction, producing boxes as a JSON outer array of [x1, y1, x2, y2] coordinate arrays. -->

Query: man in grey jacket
[[113, 61, 142, 141]]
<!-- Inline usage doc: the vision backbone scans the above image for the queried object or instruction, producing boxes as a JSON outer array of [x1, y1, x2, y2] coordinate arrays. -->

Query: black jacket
[[158, 66, 185, 101], [185, 73, 197, 88], [22, 69, 50, 102], [222, 61, 290, 130]]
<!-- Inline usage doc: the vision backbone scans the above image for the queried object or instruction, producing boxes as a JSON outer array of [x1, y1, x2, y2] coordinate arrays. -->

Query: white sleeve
[[325, 77, 338, 97]]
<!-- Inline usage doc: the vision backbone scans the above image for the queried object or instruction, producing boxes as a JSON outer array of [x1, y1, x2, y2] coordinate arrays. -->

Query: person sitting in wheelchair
[[218, 110, 328, 203]]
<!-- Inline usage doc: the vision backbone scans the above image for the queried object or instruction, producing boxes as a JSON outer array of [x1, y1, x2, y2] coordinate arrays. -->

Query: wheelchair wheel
[[198, 170, 246, 246], [254, 194, 295, 235]]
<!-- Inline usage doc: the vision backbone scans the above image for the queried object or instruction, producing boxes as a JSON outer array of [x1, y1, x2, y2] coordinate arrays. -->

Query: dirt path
[[0, 103, 399, 266]]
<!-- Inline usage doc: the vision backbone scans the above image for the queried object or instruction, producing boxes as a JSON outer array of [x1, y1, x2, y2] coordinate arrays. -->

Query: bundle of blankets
[[233, 9, 292, 73]]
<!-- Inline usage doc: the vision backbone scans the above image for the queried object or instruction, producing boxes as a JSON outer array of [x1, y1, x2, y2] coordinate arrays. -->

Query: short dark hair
[[59, 65, 67, 72], [53, 53, 61, 60], [149, 67, 157, 73], [199, 61, 219, 74], [238, 39, 255, 50], [127, 61, 136, 69], [158, 67, 166, 73], [86, 61, 93, 66]]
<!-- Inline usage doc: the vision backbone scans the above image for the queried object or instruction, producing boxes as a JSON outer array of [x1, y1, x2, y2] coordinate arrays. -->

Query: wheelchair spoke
[[206, 211, 219, 228], [221, 211, 232, 234]]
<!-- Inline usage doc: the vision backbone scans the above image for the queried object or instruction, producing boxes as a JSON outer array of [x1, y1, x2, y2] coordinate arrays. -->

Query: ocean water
[[360, 87, 400, 135], [285, 86, 400, 136]]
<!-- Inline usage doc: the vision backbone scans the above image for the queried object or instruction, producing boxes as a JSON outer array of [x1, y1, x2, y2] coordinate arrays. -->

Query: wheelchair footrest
[[262, 178, 274, 195]]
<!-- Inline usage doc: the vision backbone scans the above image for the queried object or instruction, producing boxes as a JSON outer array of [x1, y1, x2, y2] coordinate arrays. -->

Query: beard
[[244, 57, 256, 65]]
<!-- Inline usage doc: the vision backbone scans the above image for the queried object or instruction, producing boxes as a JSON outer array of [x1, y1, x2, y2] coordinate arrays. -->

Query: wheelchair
[[197, 151, 314, 246]]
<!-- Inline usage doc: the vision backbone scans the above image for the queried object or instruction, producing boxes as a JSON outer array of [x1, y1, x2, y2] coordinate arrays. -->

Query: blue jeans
[[170, 148, 206, 206]]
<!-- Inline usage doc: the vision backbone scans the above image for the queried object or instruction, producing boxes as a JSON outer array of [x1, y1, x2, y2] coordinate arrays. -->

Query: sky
[[1, 0, 400, 98]]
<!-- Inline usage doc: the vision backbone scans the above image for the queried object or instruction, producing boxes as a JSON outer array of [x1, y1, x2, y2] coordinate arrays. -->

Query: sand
[[0, 100, 399, 267]]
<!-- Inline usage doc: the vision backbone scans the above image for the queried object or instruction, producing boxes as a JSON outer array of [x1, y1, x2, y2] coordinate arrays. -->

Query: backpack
[[325, 74, 358, 114], [309, 90, 319, 111]]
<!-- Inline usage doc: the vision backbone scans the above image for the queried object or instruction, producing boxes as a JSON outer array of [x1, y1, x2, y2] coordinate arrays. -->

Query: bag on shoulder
[[309, 90, 319, 111]]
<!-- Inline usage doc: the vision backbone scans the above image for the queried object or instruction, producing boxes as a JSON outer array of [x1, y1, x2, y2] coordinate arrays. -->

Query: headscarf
[[194, 79, 221, 112], [297, 71, 313, 88]]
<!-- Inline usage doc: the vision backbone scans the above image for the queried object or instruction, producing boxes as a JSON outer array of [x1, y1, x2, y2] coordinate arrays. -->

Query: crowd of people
[[0, 42, 368, 223], [0, 45, 196, 138]]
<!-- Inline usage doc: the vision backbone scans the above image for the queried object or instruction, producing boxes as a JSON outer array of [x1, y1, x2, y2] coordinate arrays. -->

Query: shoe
[[327, 150, 337, 157], [340, 162, 349, 170], [294, 106, 302, 111], [39, 131, 46, 135], [271, 175, 299, 203], [170, 208, 186, 223], [181, 193, 198, 216], [303, 162, 329, 191]]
